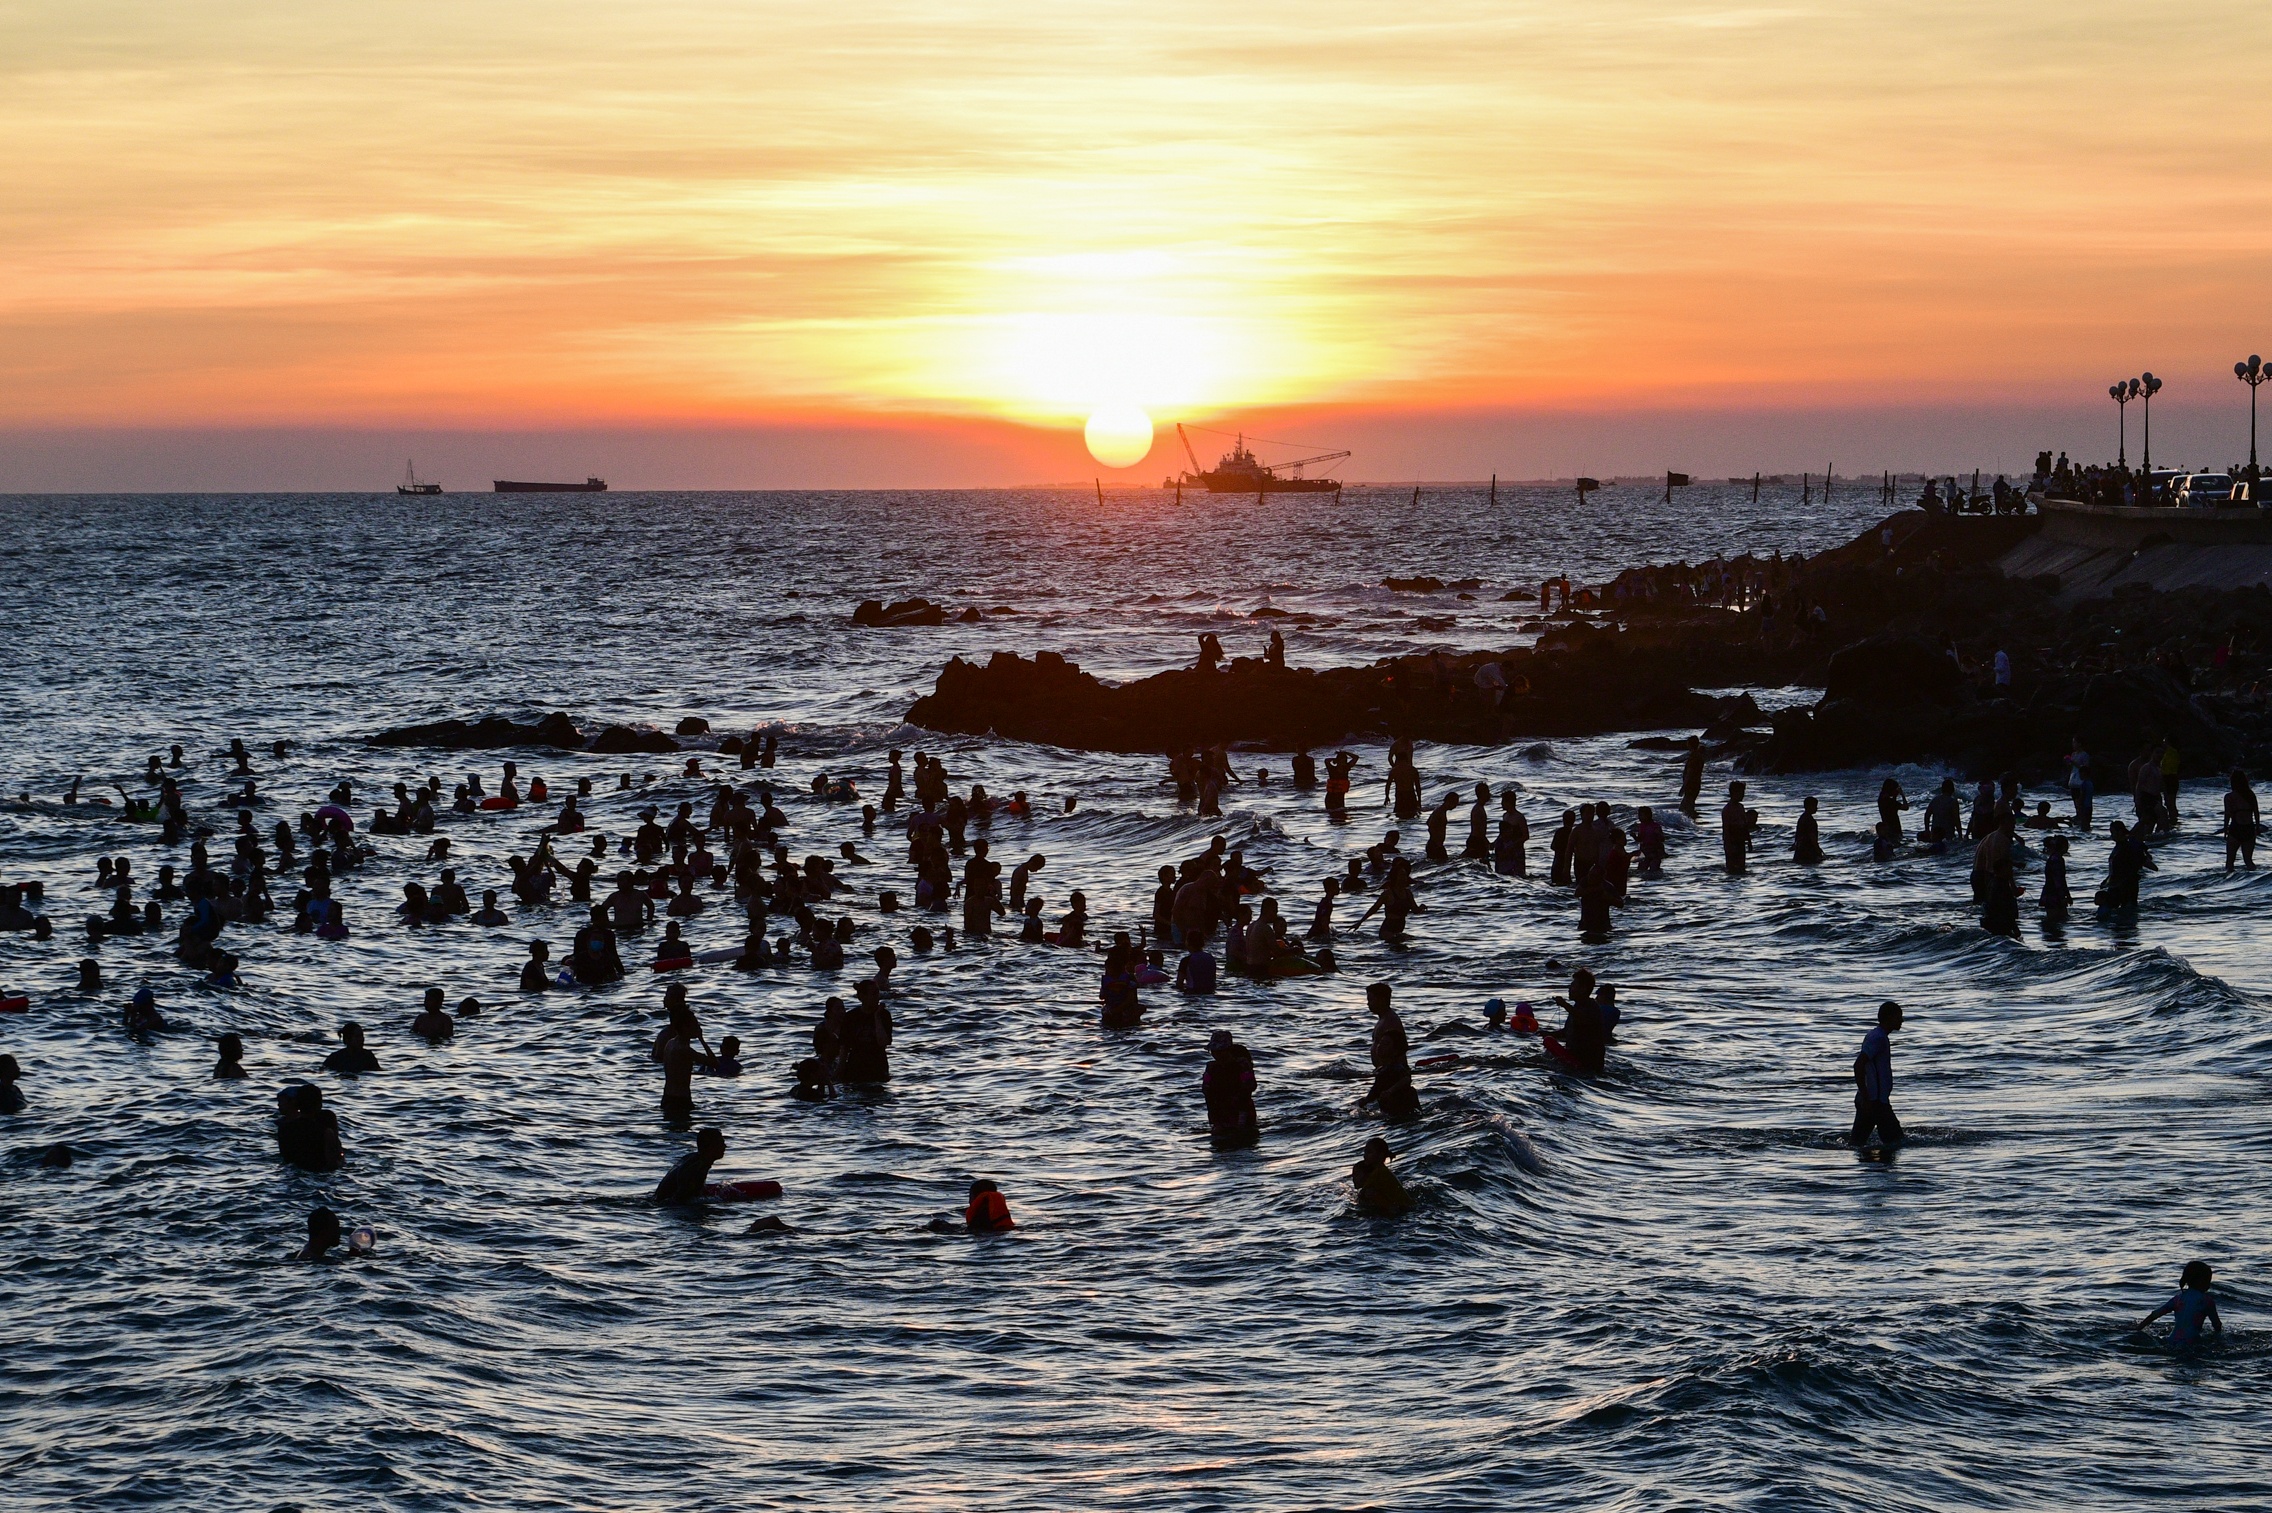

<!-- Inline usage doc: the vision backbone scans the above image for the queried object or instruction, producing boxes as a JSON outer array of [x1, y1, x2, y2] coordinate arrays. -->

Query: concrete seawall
[[1997, 501, 2272, 598]]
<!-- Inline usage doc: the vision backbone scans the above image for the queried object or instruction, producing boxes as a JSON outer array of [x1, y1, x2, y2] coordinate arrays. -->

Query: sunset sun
[[1084, 404, 1154, 469]]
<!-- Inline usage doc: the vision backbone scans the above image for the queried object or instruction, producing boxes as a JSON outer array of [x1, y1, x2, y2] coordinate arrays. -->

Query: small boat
[[397, 461, 442, 495], [493, 477, 608, 493]]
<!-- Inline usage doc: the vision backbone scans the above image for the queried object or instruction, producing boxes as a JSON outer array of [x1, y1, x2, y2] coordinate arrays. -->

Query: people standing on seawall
[[1721, 782, 1755, 874], [1850, 1001, 1904, 1148]]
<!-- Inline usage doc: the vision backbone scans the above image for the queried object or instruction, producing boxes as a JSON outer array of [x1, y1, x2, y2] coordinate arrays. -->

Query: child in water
[[2138, 1260, 2223, 1350]]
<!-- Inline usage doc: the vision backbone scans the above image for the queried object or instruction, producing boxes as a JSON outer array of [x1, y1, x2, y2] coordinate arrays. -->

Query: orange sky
[[4, 1, 2270, 477]]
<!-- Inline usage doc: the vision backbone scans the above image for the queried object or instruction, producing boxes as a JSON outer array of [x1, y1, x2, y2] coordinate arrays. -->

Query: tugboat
[[1168, 424, 1347, 493], [396, 460, 442, 495], [492, 477, 607, 493]]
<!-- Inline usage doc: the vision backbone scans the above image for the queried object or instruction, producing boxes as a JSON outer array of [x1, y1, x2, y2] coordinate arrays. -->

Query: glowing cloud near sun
[[1084, 404, 1154, 467]]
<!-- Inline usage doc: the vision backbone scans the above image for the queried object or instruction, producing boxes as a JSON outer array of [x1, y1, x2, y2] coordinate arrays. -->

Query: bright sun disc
[[1084, 405, 1154, 468]]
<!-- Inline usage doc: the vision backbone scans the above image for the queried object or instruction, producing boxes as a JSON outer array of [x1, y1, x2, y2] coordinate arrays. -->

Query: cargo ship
[[493, 477, 607, 493], [1168, 424, 1347, 494]]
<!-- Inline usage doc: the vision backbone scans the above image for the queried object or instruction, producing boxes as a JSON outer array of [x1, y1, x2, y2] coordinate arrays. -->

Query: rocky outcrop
[[370, 711, 680, 755], [853, 597, 950, 627], [906, 641, 1733, 754], [372, 712, 586, 751], [589, 725, 681, 755]]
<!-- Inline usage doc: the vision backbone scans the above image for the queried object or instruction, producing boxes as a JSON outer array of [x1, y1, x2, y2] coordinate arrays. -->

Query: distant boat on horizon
[[397, 460, 442, 495], [1167, 424, 1347, 494], [493, 477, 607, 493]]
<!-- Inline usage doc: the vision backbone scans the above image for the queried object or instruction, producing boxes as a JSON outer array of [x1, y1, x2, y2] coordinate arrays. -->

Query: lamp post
[[2237, 355, 2267, 478], [2138, 372, 2162, 485], [2110, 381, 2132, 466]]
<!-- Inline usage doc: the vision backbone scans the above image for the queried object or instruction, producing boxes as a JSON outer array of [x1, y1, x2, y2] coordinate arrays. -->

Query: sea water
[[2, 484, 2265, 1510]]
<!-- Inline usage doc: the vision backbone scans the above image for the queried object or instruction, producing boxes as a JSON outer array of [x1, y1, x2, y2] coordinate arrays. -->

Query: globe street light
[[2139, 372, 2162, 484], [2110, 381, 2133, 466], [2237, 355, 2267, 478]]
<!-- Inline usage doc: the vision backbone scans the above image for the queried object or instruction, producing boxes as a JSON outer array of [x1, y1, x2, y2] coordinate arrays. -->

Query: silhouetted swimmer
[[77, 958, 101, 992], [1352, 1137, 1411, 1216], [276, 1083, 344, 1171], [0, 1054, 22, 1113], [1202, 1030, 1259, 1148], [653, 1126, 726, 1205], [1362, 982, 1419, 1121], [521, 940, 553, 991], [1850, 1000, 1904, 1148], [2224, 769, 2259, 871], [790, 1056, 831, 1101], [1877, 778, 1909, 843], [1721, 782, 1755, 874], [124, 987, 167, 1038], [964, 1178, 1016, 1231], [471, 890, 509, 926], [2138, 1260, 2223, 1351], [412, 989, 454, 1045], [1176, 929, 1218, 994], [324, 1022, 378, 1076], [1793, 796, 1824, 864], [214, 1032, 246, 1079], [297, 1207, 343, 1262], [2041, 834, 2072, 923], [1678, 735, 1705, 812]]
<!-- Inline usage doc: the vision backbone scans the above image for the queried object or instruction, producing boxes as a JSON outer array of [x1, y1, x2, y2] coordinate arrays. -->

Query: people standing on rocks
[[2066, 739, 2093, 829]]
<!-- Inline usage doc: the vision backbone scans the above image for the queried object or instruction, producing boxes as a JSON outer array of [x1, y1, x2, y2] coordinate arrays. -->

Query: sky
[[3, 1, 2270, 488]]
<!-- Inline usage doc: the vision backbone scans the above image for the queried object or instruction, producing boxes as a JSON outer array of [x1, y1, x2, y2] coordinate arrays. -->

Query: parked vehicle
[[2174, 472, 2236, 507]]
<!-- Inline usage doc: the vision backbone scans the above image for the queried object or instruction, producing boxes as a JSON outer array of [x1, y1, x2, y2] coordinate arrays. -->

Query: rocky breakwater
[[905, 629, 1742, 754], [371, 712, 682, 754]]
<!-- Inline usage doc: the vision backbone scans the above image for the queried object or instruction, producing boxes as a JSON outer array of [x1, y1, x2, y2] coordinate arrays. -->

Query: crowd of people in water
[[0, 720, 2235, 1343]]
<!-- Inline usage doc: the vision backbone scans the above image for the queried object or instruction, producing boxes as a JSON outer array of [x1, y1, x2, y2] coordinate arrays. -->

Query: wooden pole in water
[[1752, 472, 1760, 504], [1490, 473, 1497, 505], [1825, 464, 1833, 502], [1412, 486, 1420, 506], [1802, 472, 1810, 504], [1096, 478, 1104, 506]]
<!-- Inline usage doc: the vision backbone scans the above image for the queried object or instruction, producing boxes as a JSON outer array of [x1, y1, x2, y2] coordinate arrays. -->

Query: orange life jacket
[[965, 1191, 1015, 1230]]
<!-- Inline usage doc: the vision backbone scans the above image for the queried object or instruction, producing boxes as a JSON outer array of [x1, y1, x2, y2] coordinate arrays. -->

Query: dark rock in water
[[372, 711, 585, 751], [1250, 606, 1291, 618], [853, 597, 949, 628], [1700, 694, 1766, 742], [907, 639, 1725, 754], [718, 735, 744, 754], [589, 725, 680, 755], [1823, 635, 1965, 708], [2072, 668, 2236, 771], [1446, 578, 1483, 591], [957, 607, 983, 623], [1382, 576, 1445, 593], [675, 716, 711, 736]]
